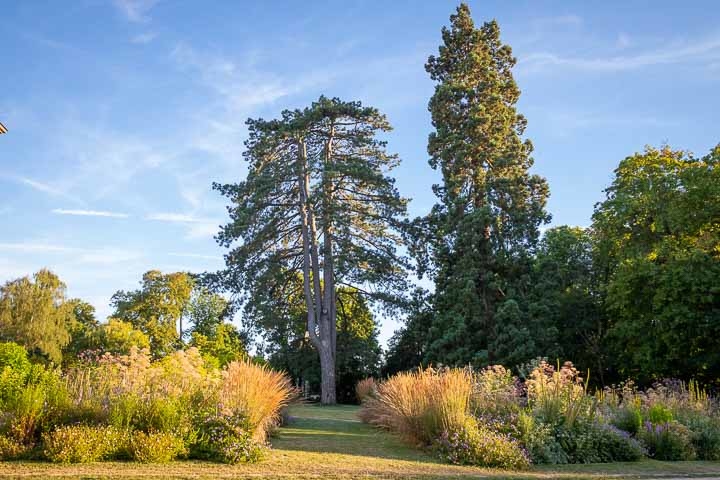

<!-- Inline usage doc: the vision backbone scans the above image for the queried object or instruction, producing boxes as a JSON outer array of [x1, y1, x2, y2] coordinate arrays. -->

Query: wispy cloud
[[76, 248, 142, 264], [20, 177, 65, 196], [186, 223, 220, 240], [616, 33, 632, 49], [146, 212, 220, 239], [170, 44, 303, 111], [130, 32, 157, 44], [6, 176, 83, 204], [52, 208, 129, 218], [522, 34, 720, 73], [530, 107, 681, 138], [113, 0, 160, 23]]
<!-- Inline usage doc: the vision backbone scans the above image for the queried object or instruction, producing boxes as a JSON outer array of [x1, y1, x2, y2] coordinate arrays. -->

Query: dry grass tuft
[[220, 360, 297, 441], [355, 377, 376, 403], [359, 367, 473, 445]]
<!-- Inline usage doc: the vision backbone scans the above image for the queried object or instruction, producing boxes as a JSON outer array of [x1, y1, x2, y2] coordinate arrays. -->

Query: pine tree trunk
[[318, 326, 337, 404]]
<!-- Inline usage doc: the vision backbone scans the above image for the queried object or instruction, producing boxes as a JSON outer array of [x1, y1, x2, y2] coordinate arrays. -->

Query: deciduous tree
[[110, 270, 194, 357], [0, 269, 74, 363]]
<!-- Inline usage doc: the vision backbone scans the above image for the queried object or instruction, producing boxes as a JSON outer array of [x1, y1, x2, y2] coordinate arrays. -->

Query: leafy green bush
[[130, 431, 186, 463], [679, 412, 720, 460], [516, 411, 569, 464], [563, 421, 646, 463], [191, 411, 266, 464], [0, 342, 31, 373], [610, 405, 643, 435], [433, 418, 529, 469], [639, 421, 696, 460], [647, 404, 674, 424], [42, 425, 126, 463]]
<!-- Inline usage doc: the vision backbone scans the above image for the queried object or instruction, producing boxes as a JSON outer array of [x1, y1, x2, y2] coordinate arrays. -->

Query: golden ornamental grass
[[360, 367, 473, 445], [355, 378, 376, 403], [220, 360, 296, 441]]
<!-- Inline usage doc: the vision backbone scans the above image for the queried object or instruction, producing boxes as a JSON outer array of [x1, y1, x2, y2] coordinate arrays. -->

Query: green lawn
[[2, 404, 720, 479]]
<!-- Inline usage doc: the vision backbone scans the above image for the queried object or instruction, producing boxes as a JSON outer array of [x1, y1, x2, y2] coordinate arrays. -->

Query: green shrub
[[610, 405, 643, 435], [676, 413, 720, 460], [130, 431, 186, 463], [0, 342, 31, 373], [42, 425, 126, 463], [137, 397, 195, 442], [191, 411, 266, 464], [647, 404, 673, 424], [516, 411, 569, 464], [0, 435, 29, 460], [566, 422, 646, 463], [639, 421, 696, 460], [433, 418, 529, 469]]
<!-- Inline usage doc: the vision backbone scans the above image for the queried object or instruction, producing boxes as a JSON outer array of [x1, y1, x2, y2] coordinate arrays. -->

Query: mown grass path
[[2, 404, 720, 479]]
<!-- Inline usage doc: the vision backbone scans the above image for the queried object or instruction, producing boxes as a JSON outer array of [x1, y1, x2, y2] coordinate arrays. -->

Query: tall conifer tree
[[421, 4, 550, 366], [215, 97, 408, 404]]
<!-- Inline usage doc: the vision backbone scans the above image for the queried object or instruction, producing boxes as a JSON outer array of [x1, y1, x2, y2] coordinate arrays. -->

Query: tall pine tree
[[215, 97, 408, 404], [420, 4, 550, 367]]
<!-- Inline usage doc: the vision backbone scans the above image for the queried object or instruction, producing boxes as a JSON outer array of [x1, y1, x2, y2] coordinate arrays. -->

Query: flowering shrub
[[192, 411, 266, 464], [638, 421, 696, 460], [0, 435, 28, 460], [42, 425, 127, 463], [560, 421, 646, 463], [526, 361, 594, 428], [130, 431, 187, 463], [433, 418, 529, 469], [678, 411, 720, 460]]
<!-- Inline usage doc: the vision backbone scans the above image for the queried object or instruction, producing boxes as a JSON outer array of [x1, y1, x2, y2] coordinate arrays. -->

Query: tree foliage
[[0, 269, 75, 363], [96, 318, 151, 355], [416, 4, 550, 367], [265, 285, 381, 403], [110, 270, 194, 357], [593, 145, 720, 383]]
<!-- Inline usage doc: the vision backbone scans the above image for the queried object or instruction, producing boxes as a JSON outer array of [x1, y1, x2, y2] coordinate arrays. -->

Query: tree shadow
[[272, 416, 439, 464]]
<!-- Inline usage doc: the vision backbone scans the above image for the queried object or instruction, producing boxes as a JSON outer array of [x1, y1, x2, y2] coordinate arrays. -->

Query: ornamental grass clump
[[360, 367, 473, 445], [220, 360, 296, 442], [526, 361, 595, 428], [355, 377, 376, 403], [360, 366, 529, 469]]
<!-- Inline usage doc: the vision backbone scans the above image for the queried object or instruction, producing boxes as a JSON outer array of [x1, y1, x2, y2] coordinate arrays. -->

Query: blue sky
[[1, 0, 719, 347]]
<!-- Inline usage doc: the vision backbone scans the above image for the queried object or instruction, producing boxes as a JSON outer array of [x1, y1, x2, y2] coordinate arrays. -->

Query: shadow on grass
[[273, 408, 440, 464]]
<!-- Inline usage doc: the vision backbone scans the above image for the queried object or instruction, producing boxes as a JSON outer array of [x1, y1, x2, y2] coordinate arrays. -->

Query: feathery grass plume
[[355, 378, 376, 403], [220, 360, 296, 441], [526, 361, 595, 427], [360, 367, 473, 445]]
